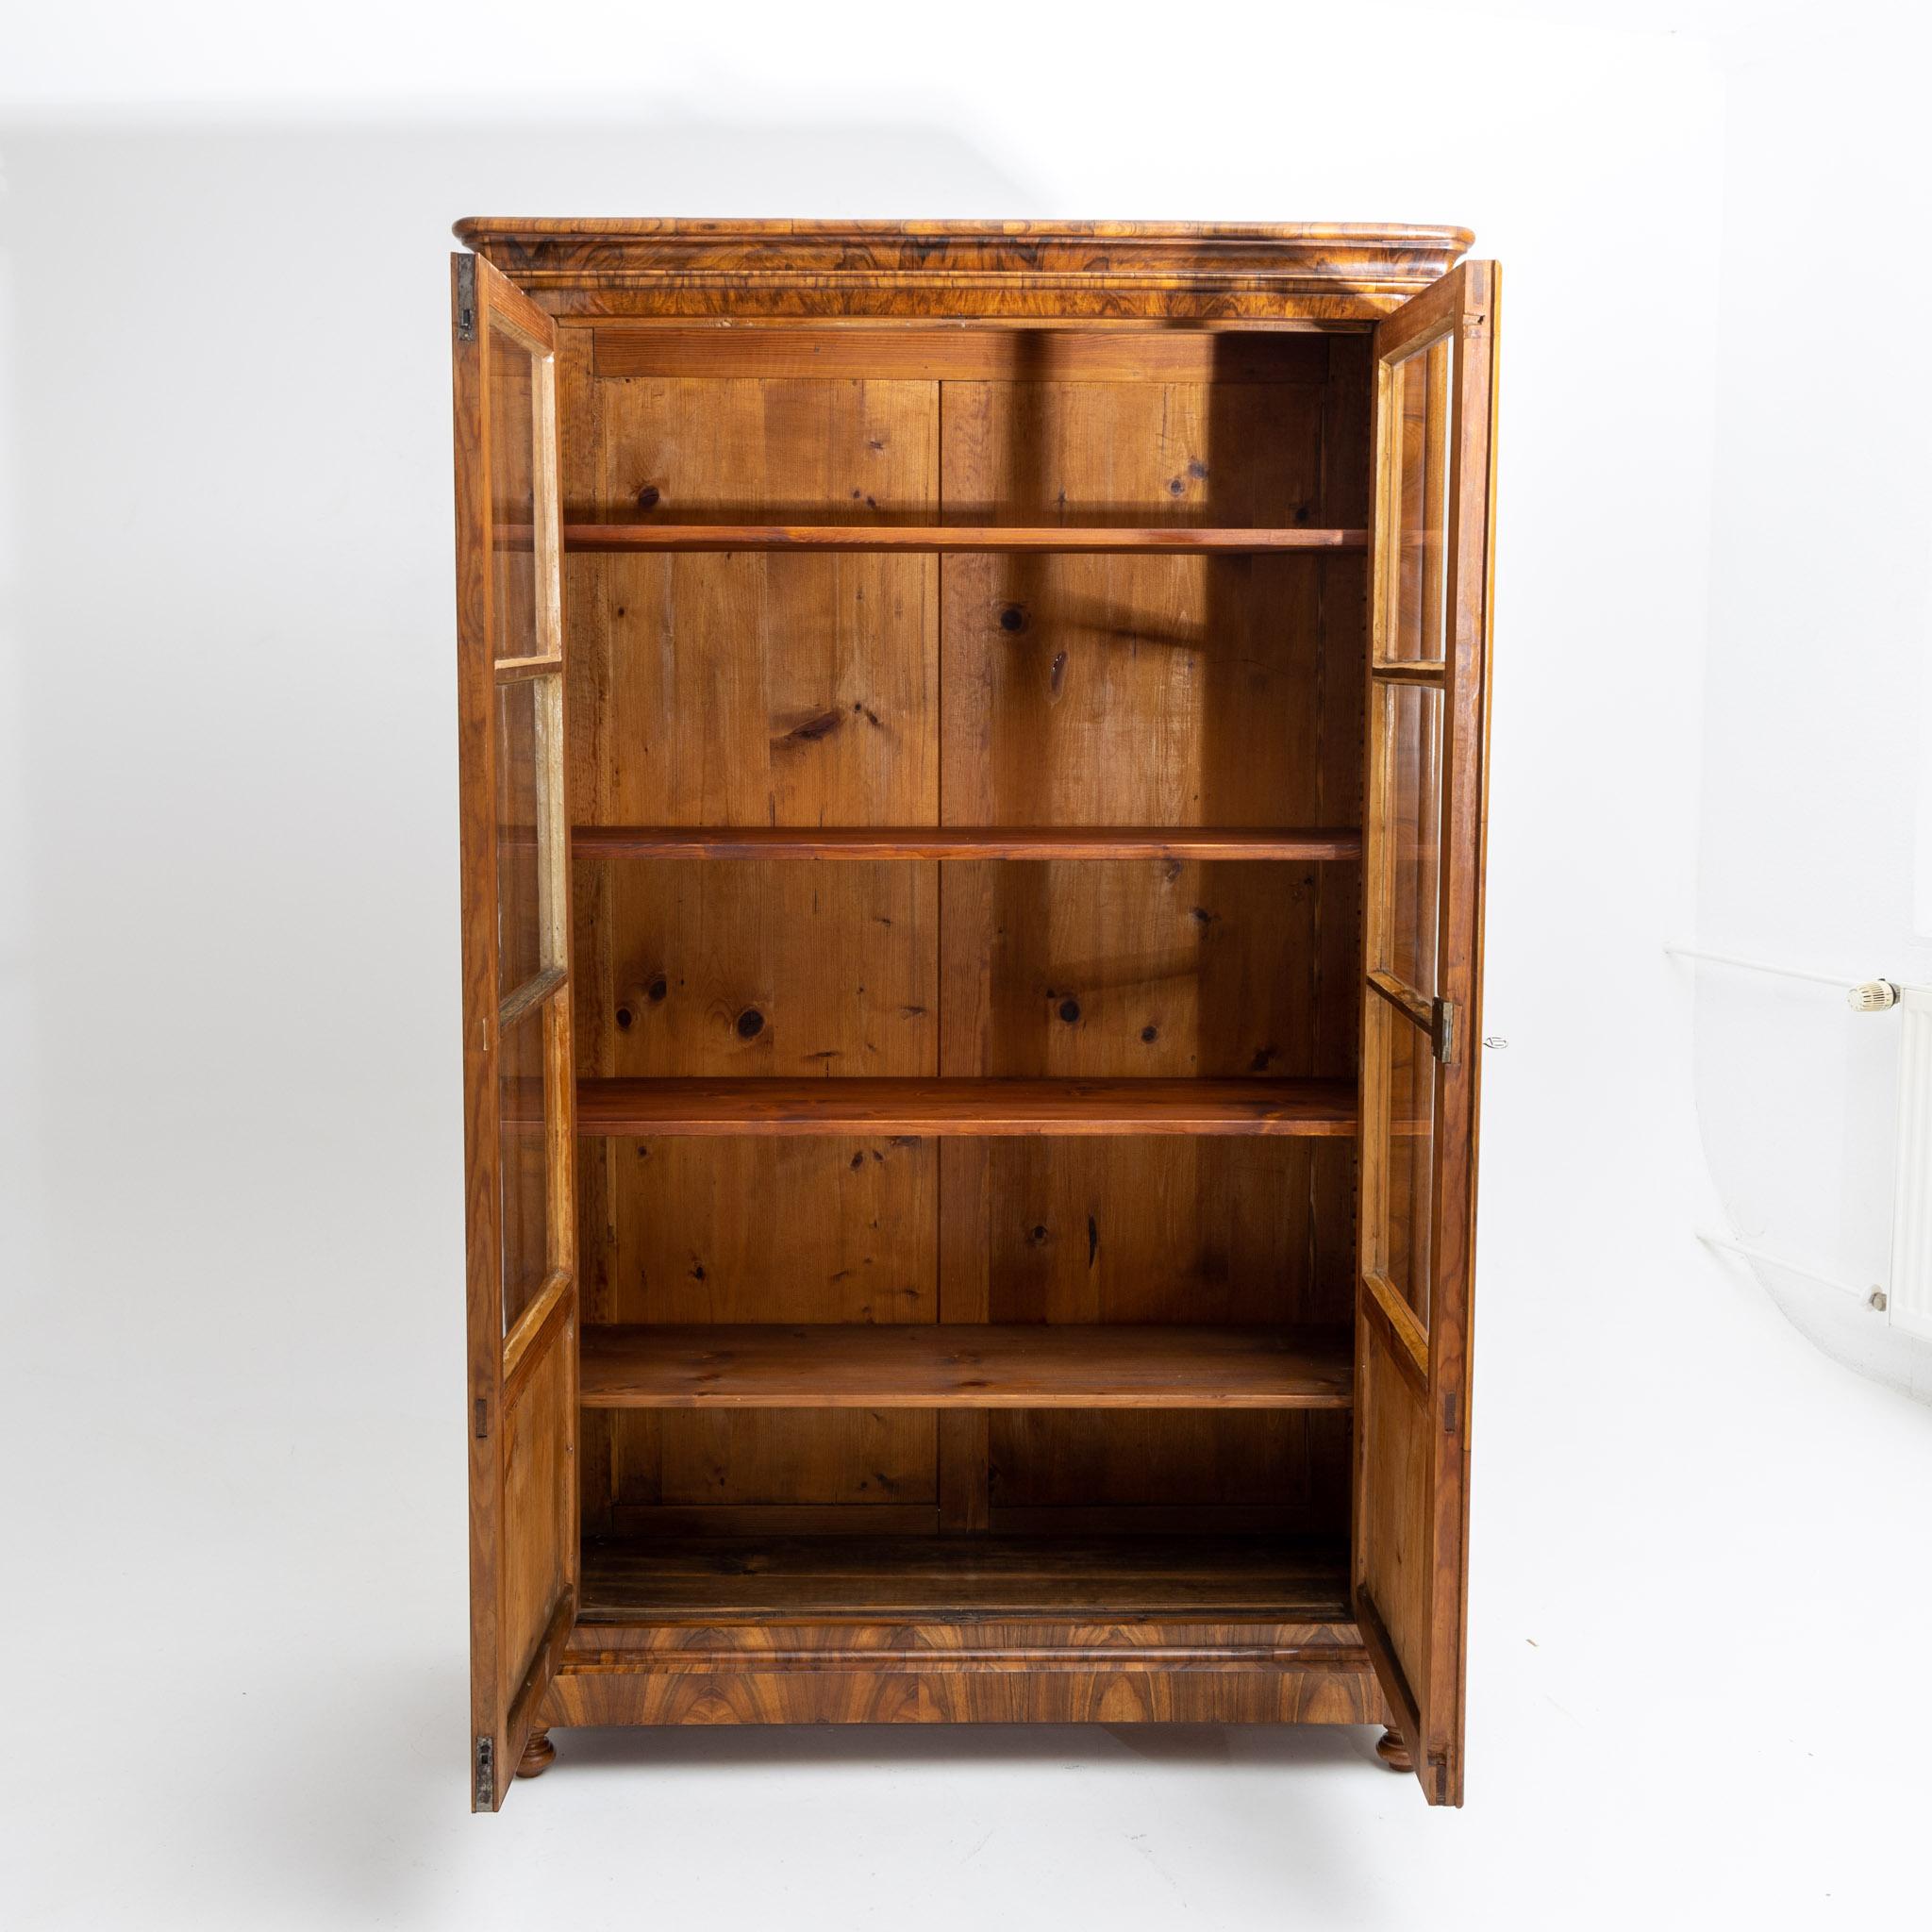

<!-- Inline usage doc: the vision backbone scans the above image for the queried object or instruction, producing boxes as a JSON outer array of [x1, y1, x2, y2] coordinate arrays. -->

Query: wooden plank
[[591, 325, 1332, 384], [582, 861, 936, 1079], [933, 368, 1366, 1559], [988, 1503, 1336, 1537], [577, 1533, 1350, 1618], [572, 825, 1363, 861], [572, 1076, 1358, 1137], [561, 522, 1368, 554], [1361, 1266, 1430, 1390], [608, 1504, 942, 1539], [579, 1323, 1354, 1409], [935, 859, 995, 1532], [572, 376, 939, 826], [558, 322, 616, 1541], [567, 372, 943, 1540], [500, 1266, 571, 1410], [496, 963, 565, 1034], [1367, 965, 1436, 1036], [543, 1661, 1385, 1727], [494, 651, 564, 681]]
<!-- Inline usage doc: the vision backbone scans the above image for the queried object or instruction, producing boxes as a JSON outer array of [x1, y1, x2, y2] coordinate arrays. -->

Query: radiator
[[1889, 987, 1932, 1341], [1673, 943, 1925, 1326]]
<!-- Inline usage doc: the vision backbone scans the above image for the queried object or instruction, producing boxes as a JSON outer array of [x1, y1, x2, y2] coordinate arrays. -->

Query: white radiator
[[1888, 987, 1932, 1341], [1674, 943, 1926, 1326]]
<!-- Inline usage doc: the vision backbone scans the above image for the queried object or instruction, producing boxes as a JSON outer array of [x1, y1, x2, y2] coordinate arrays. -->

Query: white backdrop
[[3, 5, 1929, 1928], [1690, 6, 1932, 1394]]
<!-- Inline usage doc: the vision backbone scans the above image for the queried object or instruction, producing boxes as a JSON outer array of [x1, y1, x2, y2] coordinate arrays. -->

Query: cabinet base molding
[[541, 1619, 1389, 1727]]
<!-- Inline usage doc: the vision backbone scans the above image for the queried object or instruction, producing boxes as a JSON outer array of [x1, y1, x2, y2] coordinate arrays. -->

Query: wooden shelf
[[573, 825, 1363, 862], [579, 1533, 1352, 1621], [573, 1076, 1357, 1138], [578, 1323, 1354, 1410], [561, 522, 1368, 554]]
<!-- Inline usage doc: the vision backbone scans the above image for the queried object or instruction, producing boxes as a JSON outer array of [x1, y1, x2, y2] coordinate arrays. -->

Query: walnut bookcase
[[450, 220, 1496, 1810]]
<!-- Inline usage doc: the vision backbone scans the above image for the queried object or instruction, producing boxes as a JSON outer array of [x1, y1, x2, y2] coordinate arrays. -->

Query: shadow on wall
[[0, 117, 1039, 1324]]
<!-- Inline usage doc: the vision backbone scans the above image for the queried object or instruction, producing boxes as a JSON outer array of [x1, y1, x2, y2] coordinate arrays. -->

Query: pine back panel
[[562, 325, 1368, 1541]]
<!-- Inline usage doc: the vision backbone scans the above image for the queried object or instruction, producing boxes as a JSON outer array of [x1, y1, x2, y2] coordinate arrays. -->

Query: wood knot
[[777, 709, 842, 747], [998, 605, 1028, 633], [635, 484, 661, 509], [1058, 997, 1081, 1024], [736, 1008, 765, 1040]]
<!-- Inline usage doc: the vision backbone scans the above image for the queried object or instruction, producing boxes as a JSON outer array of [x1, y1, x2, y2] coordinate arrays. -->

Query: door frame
[[452, 250, 580, 1811], [1352, 258, 1498, 1807]]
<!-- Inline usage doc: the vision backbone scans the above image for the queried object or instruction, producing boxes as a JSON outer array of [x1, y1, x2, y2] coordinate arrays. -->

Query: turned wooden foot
[[1374, 1726, 1413, 1773], [516, 1728, 557, 1778]]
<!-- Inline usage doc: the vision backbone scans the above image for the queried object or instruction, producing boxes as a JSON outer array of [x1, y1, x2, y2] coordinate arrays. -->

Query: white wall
[[1, 6, 1927, 1928], [1691, 0, 1932, 1394]]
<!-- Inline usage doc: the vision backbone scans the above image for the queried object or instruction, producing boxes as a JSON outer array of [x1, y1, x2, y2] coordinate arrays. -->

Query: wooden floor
[[578, 1534, 1353, 1621], [577, 1323, 1355, 1408]]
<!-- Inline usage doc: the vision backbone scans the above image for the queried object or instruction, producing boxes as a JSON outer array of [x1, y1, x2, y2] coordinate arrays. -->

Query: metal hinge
[[456, 256, 477, 342], [1431, 996, 1458, 1065], [474, 1734, 495, 1808]]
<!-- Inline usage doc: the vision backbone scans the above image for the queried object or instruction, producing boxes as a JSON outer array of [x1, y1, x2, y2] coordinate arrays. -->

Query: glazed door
[[1354, 260, 1497, 1806], [452, 253, 579, 1811]]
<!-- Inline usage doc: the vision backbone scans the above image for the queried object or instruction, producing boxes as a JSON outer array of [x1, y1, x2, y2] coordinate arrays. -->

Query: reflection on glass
[[498, 1000, 552, 1334], [1379, 1008, 1436, 1328], [1379, 680, 1443, 996], [1387, 334, 1453, 664], [489, 319, 539, 661], [495, 675, 559, 1000]]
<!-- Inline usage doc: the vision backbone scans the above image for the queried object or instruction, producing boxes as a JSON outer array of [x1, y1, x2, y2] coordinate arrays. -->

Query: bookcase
[[450, 220, 1497, 1809]]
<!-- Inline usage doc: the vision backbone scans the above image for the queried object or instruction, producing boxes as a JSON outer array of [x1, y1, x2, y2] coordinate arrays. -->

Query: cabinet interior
[[558, 324, 1371, 1616]]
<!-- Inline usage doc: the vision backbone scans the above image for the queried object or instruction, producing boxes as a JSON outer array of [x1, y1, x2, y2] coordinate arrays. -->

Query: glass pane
[[489, 318, 540, 662], [1385, 334, 1453, 664], [498, 999, 553, 1334], [495, 675, 560, 999], [1377, 680, 1443, 996], [1377, 1005, 1437, 1326]]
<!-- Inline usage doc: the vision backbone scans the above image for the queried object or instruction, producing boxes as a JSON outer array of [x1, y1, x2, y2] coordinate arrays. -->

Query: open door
[[452, 252, 579, 1810], [1354, 260, 1497, 1806]]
